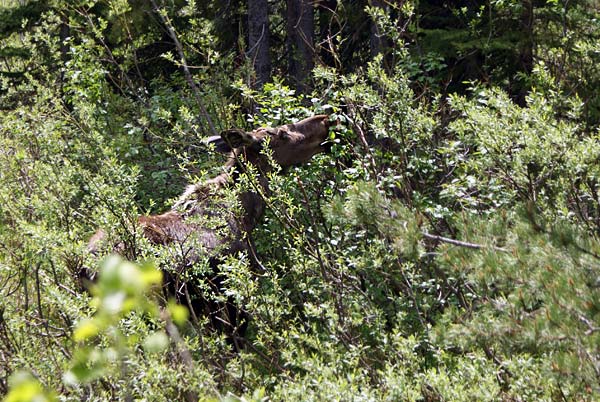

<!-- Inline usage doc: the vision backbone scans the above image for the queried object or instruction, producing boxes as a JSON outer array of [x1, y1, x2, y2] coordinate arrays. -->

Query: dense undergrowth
[[1, 1, 600, 401]]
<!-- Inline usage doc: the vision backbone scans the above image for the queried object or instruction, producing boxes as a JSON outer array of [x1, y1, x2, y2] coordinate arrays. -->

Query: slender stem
[[150, 0, 218, 136], [422, 232, 508, 253], [162, 310, 199, 402]]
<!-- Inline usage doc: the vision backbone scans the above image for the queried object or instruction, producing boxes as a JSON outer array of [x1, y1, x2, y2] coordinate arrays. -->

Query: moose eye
[[279, 130, 291, 140]]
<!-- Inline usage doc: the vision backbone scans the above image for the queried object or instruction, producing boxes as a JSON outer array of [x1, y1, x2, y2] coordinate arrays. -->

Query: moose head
[[208, 114, 330, 166], [174, 114, 330, 210]]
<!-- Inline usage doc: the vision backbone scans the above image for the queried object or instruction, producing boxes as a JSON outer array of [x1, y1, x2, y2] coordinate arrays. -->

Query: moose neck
[[227, 148, 271, 234]]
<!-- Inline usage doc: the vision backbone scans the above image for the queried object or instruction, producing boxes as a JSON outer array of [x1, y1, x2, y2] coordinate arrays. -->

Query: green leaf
[[143, 331, 169, 353], [168, 301, 189, 326], [5, 372, 55, 402], [73, 319, 100, 342]]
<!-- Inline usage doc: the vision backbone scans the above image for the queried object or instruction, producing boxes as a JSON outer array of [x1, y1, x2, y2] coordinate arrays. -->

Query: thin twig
[[150, 0, 218, 136], [161, 310, 198, 402], [342, 111, 378, 180], [422, 232, 509, 253]]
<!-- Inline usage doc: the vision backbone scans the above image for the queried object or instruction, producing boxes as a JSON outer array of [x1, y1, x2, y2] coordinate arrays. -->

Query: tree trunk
[[517, 0, 534, 105], [286, 0, 314, 93], [248, 0, 271, 88], [519, 0, 534, 74], [369, 0, 385, 59]]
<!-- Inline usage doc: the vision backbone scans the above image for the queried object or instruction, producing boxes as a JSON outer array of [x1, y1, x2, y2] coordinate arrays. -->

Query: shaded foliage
[[1, 0, 600, 400]]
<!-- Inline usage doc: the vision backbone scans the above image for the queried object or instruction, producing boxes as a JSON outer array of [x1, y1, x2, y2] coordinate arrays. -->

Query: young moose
[[86, 115, 330, 338]]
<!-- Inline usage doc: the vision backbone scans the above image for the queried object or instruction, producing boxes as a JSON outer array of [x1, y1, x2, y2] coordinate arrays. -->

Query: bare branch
[[150, 0, 218, 136], [161, 309, 198, 402], [422, 232, 509, 253]]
